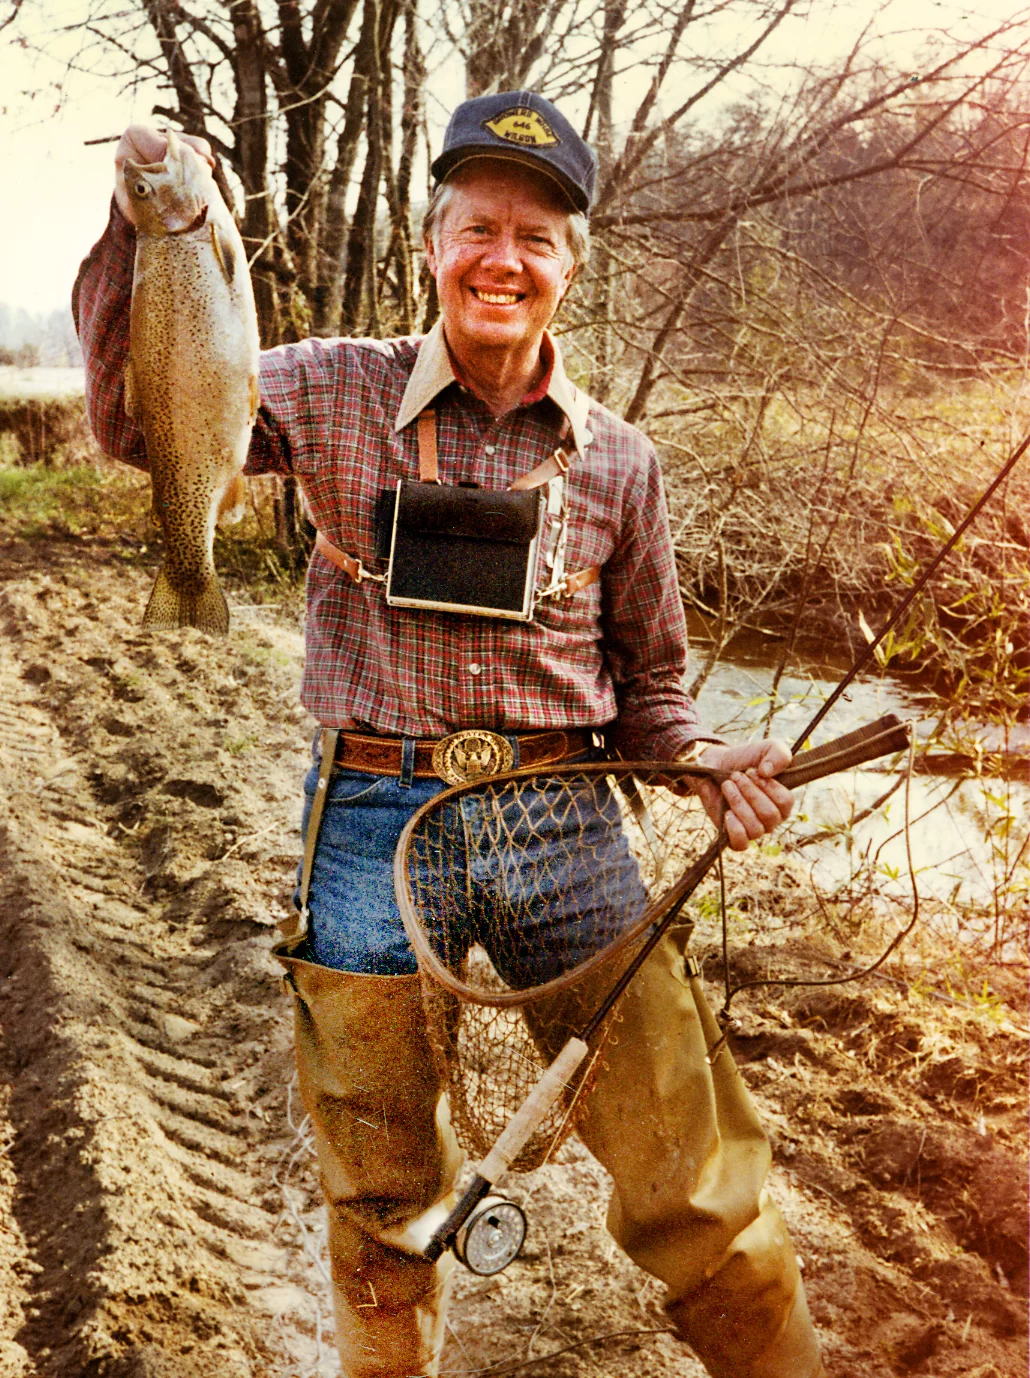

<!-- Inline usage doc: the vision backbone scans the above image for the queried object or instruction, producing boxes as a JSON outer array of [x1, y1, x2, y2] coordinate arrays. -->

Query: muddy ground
[[0, 499, 1026, 1378]]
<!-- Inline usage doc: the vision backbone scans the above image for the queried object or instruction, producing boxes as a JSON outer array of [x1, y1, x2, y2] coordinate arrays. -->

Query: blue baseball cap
[[432, 91, 597, 215]]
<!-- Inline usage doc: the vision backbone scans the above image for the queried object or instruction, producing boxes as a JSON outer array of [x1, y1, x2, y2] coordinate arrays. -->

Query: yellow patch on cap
[[483, 107, 560, 148]]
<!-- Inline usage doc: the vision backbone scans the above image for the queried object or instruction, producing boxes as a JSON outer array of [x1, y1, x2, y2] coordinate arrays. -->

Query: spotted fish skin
[[123, 130, 260, 634]]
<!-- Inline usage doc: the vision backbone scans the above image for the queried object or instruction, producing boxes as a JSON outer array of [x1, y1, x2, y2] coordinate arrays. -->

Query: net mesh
[[397, 765, 711, 1169]]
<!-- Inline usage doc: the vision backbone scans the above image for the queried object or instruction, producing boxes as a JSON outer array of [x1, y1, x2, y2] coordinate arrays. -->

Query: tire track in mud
[[0, 551, 334, 1377]]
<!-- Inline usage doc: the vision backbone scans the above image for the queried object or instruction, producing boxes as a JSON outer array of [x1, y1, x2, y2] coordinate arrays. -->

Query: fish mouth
[[470, 287, 524, 306], [167, 204, 210, 235]]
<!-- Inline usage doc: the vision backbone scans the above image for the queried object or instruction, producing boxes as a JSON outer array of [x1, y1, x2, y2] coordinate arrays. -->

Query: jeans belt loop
[[398, 737, 416, 789], [504, 733, 521, 769]]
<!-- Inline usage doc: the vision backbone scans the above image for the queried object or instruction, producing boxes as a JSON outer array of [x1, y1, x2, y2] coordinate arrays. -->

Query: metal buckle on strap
[[431, 730, 515, 786]]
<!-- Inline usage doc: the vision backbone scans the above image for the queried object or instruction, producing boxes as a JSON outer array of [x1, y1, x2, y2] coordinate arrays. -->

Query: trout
[[122, 130, 260, 634]]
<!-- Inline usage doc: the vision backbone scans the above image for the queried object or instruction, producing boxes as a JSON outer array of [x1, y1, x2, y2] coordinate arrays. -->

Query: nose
[[480, 228, 522, 274]]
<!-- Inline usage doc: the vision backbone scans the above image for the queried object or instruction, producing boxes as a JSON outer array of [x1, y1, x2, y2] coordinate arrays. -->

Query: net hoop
[[393, 723, 910, 1009], [394, 759, 719, 1008]]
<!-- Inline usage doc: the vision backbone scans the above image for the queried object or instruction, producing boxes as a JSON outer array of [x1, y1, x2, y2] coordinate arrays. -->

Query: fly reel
[[453, 1195, 527, 1276]]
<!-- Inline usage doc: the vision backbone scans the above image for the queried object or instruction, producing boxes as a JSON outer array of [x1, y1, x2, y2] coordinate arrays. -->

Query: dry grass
[[654, 377, 1030, 713]]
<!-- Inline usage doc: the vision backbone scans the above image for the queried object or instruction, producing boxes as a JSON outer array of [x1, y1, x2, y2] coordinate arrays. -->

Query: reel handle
[[424, 1036, 588, 1262]]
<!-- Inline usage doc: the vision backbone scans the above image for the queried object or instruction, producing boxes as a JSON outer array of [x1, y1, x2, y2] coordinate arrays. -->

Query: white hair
[[421, 178, 590, 271]]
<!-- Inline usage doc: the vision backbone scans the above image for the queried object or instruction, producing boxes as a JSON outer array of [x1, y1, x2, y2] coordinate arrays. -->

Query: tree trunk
[[586, 0, 623, 402], [313, 0, 378, 334], [229, 1, 285, 347], [277, 0, 360, 327]]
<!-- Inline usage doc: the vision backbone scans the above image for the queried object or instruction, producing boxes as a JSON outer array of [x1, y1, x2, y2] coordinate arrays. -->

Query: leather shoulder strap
[[417, 409, 439, 482], [315, 530, 361, 579], [564, 565, 600, 595], [509, 446, 572, 491], [314, 531, 385, 586]]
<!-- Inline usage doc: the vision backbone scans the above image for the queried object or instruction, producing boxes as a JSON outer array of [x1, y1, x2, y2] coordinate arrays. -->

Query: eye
[[134, 180, 150, 196]]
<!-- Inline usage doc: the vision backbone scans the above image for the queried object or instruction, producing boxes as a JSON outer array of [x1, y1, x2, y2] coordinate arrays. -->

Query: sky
[[0, 0, 1025, 318]]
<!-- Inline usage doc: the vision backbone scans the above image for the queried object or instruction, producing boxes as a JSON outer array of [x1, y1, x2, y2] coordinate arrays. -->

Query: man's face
[[425, 161, 576, 363]]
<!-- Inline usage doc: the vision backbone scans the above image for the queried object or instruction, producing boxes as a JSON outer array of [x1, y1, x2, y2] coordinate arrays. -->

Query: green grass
[[0, 455, 306, 612], [0, 464, 106, 531]]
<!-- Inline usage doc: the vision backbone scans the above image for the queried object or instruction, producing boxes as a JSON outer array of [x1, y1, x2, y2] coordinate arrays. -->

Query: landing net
[[395, 764, 710, 1169]]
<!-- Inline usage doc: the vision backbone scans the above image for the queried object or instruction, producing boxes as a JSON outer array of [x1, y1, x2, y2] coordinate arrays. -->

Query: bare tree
[[18, 0, 1028, 653]]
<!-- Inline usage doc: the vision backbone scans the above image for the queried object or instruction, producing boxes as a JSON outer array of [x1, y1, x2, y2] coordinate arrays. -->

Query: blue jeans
[[296, 745, 649, 979]]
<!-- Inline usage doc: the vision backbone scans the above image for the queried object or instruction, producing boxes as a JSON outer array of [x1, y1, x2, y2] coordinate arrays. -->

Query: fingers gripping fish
[[122, 130, 260, 634]]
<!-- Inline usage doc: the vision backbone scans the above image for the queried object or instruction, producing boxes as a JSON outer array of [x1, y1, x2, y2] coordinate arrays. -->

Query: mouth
[[470, 287, 524, 306]]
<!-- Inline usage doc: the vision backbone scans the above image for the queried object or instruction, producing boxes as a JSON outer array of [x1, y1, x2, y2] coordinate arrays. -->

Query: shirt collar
[[393, 318, 593, 455]]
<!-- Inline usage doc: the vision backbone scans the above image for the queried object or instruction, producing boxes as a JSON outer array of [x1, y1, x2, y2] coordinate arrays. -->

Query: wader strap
[[279, 726, 339, 951], [682, 955, 734, 1067]]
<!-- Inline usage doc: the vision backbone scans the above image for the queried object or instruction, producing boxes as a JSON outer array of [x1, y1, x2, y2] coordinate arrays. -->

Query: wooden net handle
[[774, 712, 911, 789]]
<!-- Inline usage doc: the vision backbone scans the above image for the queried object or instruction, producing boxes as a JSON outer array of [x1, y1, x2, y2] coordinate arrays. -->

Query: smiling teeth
[[474, 290, 520, 304]]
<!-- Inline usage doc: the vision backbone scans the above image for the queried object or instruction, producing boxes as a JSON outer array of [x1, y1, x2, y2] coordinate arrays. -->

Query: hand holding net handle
[[674, 712, 911, 791], [421, 712, 911, 1263]]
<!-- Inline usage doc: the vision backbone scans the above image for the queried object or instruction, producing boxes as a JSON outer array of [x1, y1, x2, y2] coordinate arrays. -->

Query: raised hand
[[114, 124, 215, 225]]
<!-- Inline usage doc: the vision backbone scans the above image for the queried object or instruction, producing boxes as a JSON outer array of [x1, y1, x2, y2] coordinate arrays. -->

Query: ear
[[424, 234, 439, 280], [556, 258, 577, 308]]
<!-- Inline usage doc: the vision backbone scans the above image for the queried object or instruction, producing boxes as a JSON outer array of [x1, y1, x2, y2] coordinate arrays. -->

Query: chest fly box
[[309, 408, 600, 616], [381, 479, 546, 621]]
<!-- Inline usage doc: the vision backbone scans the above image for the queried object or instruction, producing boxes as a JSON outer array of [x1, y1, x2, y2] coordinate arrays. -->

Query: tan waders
[[574, 933, 826, 1378], [280, 956, 463, 1378], [279, 938, 825, 1378]]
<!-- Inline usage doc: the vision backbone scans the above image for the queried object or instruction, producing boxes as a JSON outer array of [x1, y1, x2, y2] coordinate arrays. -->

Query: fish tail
[[142, 567, 230, 635]]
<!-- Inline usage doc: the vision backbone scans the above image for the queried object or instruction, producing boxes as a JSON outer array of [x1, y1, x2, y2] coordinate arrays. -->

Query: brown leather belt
[[334, 727, 595, 785]]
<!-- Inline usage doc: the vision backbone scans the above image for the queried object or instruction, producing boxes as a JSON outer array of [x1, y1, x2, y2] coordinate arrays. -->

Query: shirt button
[[468, 662, 483, 676], [484, 445, 496, 456]]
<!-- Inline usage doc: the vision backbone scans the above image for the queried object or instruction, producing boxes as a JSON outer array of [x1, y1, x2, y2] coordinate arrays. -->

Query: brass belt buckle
[[432, 730, 515, 786]]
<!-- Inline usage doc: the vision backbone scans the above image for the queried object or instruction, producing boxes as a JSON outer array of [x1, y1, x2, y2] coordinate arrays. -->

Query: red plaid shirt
[[73, 203, 709, 759]]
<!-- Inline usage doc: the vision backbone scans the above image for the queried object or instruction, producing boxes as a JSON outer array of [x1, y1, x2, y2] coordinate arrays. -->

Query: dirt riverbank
[[0, 517, 1025, 1377]]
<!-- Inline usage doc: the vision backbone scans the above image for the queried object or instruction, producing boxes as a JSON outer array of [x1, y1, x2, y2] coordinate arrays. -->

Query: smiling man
[[75, 91, 825, 1378], [422, 161, 579, 412]]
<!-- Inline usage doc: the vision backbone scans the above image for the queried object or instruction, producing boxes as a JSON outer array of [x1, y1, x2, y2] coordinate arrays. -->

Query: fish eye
[[134, 180, 150, 196]]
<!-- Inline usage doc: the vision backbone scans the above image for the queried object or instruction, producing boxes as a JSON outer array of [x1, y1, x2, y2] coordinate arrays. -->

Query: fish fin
[[249, 373, 260, 422], [124, 365, 140, 421], [142, 567, 230, 635], [217, 471, 247, 526], [211, 221, 236, 285]]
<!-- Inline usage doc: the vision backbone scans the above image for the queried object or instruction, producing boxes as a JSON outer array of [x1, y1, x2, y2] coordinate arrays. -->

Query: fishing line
[[717, 733, 922, 1013]]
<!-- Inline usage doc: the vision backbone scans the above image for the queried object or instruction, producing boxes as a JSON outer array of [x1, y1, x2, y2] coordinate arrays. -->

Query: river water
[[688, 629, 1028, 913]]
